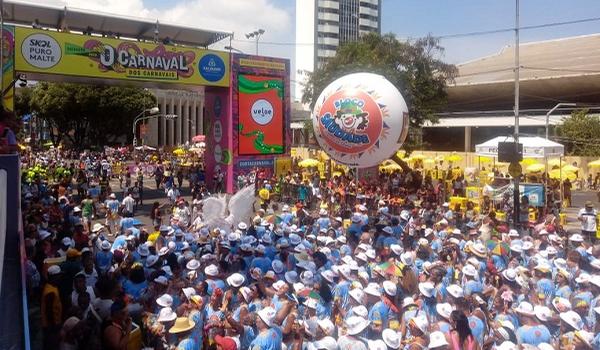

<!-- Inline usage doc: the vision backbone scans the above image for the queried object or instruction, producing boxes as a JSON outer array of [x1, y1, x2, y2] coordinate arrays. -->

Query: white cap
[[429, 331, 449, 348], [227, 273, 245, 288], [157, 307, 177, 322], [447, 284, 464, 298], [364, 282, 381, 297], [204, 264, 219, 277], [156, 294, 173, 307], [418, 282, 435, 298], [153, 276, 168, 286], [382, 329, 401, 349], [351, 305, 368, 318], [48, 265, 62, 275], [436, 303, 453, 319], [345, 316, 370, 335], [383, 280, 397, 296], [560, 310, 583, 330], [349, 288, 364, 304], [257, 307, 276, 327], [570, 234, 584, 242]]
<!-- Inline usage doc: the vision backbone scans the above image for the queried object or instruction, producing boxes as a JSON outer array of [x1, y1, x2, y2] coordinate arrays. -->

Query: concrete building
[[424, 33, 600, 152], [143, 89, 205, 148], [295, 0, 381, 101]]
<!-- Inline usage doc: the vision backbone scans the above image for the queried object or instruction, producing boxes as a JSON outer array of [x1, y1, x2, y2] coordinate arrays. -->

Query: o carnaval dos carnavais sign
[[15, 27, 229, 87]]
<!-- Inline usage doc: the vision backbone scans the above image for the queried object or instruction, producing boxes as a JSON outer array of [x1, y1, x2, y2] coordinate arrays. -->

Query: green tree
[[556, 109, 600, 156], [302, 33, 457, 152], [29, 82, 156, 149], [14, 86, 33, 118]]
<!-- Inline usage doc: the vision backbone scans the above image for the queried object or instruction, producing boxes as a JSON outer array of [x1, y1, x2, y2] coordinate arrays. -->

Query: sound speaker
[[498, 142, 523, 163]]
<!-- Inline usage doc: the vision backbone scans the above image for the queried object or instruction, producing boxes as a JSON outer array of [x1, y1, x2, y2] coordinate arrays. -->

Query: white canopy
[[475, 136, 564, 159], [135, 145, 156, 151]]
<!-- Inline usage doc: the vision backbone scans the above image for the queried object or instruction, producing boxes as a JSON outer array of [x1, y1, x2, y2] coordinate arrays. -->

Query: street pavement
[[99, 175, 598, 237]]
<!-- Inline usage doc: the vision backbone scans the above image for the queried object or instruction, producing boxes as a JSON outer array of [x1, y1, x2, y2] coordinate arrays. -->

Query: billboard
[[237, 74, 284, 155], [15, 27, 229, 87], [2, 26, 14, 111]]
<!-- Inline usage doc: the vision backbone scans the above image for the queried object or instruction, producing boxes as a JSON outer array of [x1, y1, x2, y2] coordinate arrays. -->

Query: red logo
[[317, 90, 383, 154]]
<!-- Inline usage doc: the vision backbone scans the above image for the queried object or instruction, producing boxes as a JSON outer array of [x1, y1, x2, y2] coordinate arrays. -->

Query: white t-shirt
[[122, 196, 135, 213], [578, 208, 597, 232]]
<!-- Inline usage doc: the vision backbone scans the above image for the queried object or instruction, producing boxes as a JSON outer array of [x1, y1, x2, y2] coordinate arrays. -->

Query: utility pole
[[513, 0, 521, 228]]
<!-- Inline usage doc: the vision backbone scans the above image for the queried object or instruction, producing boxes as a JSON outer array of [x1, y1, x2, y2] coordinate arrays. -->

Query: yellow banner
[[239, 58, 285, 71], [15, 27, 229, 87]]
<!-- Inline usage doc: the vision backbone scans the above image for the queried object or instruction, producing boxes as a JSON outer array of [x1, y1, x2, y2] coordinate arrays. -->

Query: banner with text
[[15, 27, 229, 87]]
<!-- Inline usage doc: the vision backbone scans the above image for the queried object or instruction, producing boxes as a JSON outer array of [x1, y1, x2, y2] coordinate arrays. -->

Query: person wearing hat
[[71, 271, 97, 307], [461, 265, 483, 297], [204, 264, 226, 296], [515, 301, 552, 346], [554, 268, 573, 300], [169, 316, 197, 349], [338, 316, 370, 349], [533, 263, 555, 303], [578, 201, 598, 243], [404, 315, 429, 349], [42, 264, 64, 349], [249, 307, 284, 350]]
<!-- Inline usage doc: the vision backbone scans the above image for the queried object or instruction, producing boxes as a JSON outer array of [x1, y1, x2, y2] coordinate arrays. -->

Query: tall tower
[[294, 0, 381, 102]]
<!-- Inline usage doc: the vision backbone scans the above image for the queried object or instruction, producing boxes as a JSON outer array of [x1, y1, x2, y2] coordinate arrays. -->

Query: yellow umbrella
[[478, 156, 493, 163], [547, 158, 562, 166], [562, 164, 579, 172], [589, 159, 600, 167], [298, 158, 320, 168], [411, 154, 425, 160], [446, 153, 462, 162], [520, 158, 538, 166], [549, 169, 576, 181], [381, 164, 402, 172], [173, 148, 186, 156], [423, 158, 435, 165], [525, 163, 545, 173]]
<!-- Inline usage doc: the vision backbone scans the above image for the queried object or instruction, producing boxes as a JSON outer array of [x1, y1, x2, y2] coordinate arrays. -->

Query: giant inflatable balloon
[[311, 72, 409, 168]]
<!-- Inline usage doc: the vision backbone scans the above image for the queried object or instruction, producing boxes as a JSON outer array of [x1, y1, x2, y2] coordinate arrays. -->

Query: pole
[[255, 36, 259, 55], [513, 0, 521, 228], [1, 0, 4, 110]]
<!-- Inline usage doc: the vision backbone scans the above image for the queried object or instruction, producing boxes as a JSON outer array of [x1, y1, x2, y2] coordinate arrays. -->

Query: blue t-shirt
[[249, 326, 282, 350], [516, 325, 552, 346]]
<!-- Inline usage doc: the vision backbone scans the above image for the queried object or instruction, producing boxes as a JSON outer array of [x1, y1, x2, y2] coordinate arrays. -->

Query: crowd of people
[[19, 147, 600, 350]]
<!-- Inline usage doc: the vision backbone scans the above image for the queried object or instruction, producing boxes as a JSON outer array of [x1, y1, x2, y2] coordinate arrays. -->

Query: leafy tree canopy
[[28, 82, 156, 149], [556, 109, 600, 156], [302, 33, 457, 152]]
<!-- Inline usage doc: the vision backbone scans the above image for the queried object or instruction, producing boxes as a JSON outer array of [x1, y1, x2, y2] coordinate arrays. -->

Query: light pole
[[224, 45, 245, 54], [132, 107, 159, 148], [545, 102, 576, 139], [245, 29, 265, 55]]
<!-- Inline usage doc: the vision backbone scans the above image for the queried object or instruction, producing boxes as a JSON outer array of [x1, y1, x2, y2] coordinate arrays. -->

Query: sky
[[35, 0, 600, 98]]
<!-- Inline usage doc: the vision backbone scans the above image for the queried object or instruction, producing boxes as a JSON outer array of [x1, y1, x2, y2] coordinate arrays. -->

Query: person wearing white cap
[[429, 330, 449, 349], [366, 280, 398, 332], [249, 306, 284, 350], [514, 301, 552, 346], [204, 264, 225, 295], [406, 314, 429, 349], [461, 264, 483, 296], [338, 316, 370, 349]]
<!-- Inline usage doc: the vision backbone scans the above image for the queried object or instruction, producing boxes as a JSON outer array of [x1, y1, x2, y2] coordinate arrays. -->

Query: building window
[[359, 1, 378, 10]]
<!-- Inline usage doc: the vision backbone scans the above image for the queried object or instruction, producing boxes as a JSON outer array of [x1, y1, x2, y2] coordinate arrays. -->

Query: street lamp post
[[224, 45, 245, 54], [545, 102, 576, 139], [245, 29, 265, 55], [132, 107, 159, 148]]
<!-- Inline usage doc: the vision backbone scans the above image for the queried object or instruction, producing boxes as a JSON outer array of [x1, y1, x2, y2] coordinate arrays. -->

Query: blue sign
[[238, 159, 274, 169], [199, 54, 226, 82], [520, 183, 545, 207]]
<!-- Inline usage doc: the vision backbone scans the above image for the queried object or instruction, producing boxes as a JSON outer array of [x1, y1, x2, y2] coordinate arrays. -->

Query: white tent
[[135, 145, 156, 151], [475, 136, 564, 159]]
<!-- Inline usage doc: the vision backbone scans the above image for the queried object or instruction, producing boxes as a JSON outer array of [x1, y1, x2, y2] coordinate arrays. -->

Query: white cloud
[[36, 0, 296, 95], [36, 0, 293, 56]]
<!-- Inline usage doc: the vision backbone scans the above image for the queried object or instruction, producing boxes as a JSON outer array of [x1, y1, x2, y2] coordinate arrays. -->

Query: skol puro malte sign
[[15, 27, 229, 87]]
